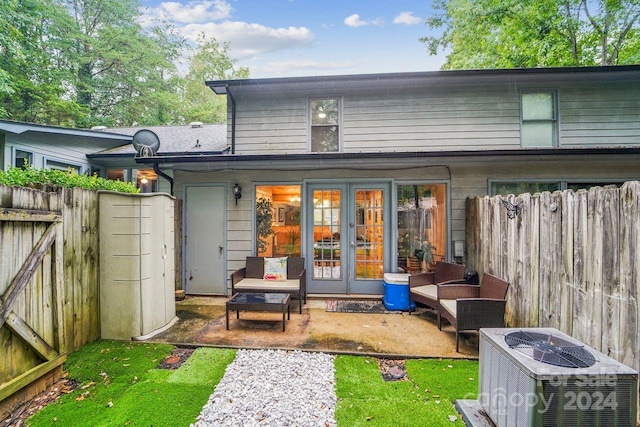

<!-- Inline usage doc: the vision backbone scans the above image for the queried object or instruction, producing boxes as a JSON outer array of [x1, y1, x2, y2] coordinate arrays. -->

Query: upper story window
[[309, 98, 340, 152], [521, 91, 557, 147]]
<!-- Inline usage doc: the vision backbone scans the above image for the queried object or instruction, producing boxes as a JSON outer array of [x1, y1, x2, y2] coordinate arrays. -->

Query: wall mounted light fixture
[[233, 183, 242, 205]]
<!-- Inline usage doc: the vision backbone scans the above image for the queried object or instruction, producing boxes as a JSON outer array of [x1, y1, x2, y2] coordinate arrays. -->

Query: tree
[[180, 34, 250, 124], [422, 0, 640, 69], [0, 1, 251, 127], [0, 0, 86, 125], [63, 0, 185, 127]]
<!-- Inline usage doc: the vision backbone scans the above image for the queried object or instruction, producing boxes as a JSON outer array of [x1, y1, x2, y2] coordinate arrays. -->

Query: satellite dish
[[132, 129, 160, 157]]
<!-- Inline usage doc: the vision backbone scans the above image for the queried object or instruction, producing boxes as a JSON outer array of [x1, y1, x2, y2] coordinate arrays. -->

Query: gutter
[[205, 84, 236, 154], [153, 162, 174, 196], [227, 85, 236, 154], [133, 149, 231, 195], [132, 147, 640, 165], [88, 150, 227, 160]]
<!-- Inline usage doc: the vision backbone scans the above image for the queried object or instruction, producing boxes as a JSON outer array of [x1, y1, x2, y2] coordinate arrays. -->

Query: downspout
[[153, 162, 174, 196], [226, 85, 236, 154]]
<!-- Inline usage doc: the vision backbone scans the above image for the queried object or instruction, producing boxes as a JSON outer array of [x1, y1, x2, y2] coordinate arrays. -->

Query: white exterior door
[[184, 185, 226, 294]]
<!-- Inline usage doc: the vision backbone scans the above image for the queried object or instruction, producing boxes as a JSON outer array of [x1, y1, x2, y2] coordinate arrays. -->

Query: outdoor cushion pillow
[[264, 257, 287, 281]]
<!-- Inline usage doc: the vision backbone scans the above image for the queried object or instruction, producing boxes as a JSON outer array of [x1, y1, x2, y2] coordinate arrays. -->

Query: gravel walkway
[[193, 349, 337, 427]]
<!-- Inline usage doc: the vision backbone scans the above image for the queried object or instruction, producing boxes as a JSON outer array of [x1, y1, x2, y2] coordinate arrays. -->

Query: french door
[[306, 182, 390, 294]]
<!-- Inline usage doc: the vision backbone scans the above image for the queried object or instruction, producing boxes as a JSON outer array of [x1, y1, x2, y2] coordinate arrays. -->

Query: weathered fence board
[[466, 181, 640, 420], [619, 182, 639, 370], [1, 184, 98, 414], [602, 186, 620, 360]]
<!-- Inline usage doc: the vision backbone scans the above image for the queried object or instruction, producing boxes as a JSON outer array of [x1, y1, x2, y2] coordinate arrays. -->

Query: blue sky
[[139, 0, 447, 78]]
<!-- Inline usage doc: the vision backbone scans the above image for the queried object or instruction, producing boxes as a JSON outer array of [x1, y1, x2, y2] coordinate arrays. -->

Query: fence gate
[[0, 187, 66, 410]]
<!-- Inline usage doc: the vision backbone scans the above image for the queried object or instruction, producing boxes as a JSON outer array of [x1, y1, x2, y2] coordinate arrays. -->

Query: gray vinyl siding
[[229, 81, 640, 155], [233, 96, 308, 154], [342, 90, 520, 152], [174, 154, 640, 291], [559, 84, 640, 147], [2, 132, 121, 171]]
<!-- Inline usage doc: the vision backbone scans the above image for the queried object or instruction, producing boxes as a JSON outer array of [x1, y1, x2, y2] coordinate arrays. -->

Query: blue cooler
[[382, 273, 416, 311]]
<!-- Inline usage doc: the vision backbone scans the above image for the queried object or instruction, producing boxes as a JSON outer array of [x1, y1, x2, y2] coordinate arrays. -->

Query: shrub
[[0, 166, 139, 193]]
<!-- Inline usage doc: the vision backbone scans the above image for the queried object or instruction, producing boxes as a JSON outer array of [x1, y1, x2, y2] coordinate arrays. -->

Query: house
[[3, 66, 640, 299], [128, 65, 640, 297], [0, 120, 225, 194], [0, 120, 131, 174], [88, 123, 227, 193]]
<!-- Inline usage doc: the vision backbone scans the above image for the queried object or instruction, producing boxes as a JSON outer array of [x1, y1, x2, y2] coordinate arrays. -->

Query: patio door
[[306, 182, 389, 294]]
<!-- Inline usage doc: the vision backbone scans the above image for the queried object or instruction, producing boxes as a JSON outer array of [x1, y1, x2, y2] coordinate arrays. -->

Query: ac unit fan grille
[[505, 330, 596, 368]]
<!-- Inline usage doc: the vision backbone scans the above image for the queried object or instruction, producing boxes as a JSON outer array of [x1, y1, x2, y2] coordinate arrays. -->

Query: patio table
[[226, 292, 291, 332]]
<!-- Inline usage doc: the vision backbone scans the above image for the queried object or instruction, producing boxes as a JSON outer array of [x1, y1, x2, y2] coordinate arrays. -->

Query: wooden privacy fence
[[0, 185, 99, 413], [466, 181, 639, 374]]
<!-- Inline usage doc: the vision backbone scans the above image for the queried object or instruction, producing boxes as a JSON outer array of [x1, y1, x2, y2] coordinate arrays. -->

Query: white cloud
[[344, 14, 368, 28], [393, 11, 422, 26], [344, 14, 384, 28], [140, 0, 232, 25], [181, 21, 315, 58]]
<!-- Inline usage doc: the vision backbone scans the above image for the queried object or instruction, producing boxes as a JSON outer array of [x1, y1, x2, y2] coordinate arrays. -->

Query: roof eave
[[133, 147, 640, 165], [0, 120, 132, 140], [205, 65, 640, 93]]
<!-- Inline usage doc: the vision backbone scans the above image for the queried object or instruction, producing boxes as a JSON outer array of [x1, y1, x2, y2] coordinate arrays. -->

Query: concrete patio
[[150, 296, 480, 359]]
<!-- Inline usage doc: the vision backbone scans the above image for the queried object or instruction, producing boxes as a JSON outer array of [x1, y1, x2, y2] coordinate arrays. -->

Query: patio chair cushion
[[410, 285, 437, 301], [439, 299, 457, 318], [234, 278, 301, 291]]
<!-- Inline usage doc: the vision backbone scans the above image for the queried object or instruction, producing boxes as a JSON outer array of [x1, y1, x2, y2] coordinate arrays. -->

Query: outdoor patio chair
[[436, 273, 510, 352], [408, 261, 466, 313]]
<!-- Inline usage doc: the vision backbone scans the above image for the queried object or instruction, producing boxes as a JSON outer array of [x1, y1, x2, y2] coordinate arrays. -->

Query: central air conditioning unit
[[457, 328, 638, 427]]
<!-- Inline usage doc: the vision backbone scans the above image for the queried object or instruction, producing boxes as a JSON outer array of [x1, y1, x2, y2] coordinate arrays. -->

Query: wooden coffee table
[[226, 293, 291, 332]]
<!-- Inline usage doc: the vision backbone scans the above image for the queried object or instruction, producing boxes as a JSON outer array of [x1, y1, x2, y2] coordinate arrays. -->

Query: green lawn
[[334, 356, 478, 426], [26, 341, 236, 427], [26, 341, 478, 426]]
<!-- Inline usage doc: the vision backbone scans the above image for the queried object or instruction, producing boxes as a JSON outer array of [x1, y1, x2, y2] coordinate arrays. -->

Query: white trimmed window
[[309, 98, 340, 152], [521, 91, 557, 147]]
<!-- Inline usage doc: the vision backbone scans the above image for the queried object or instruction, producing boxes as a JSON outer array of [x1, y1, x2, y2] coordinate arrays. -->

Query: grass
[[26, 341, 236, 427], [334, 356, 478, 426], [26, 341, 478, 426]]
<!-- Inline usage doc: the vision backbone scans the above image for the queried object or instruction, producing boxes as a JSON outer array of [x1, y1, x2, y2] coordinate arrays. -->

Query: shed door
[[184, 185, 226, 294]]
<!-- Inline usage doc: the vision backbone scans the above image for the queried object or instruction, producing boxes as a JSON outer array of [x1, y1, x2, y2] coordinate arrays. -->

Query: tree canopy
[[179, 34, 250, 124], [422, 0, 640, 69], [0, 0, 248, 127]]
